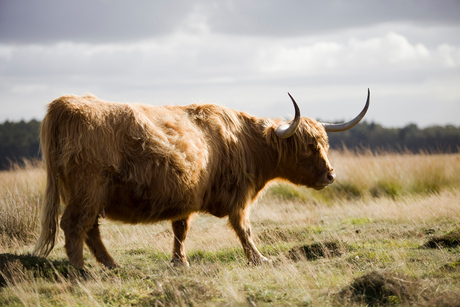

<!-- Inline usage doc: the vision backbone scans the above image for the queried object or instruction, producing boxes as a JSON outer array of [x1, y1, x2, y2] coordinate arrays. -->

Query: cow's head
[[271, 90, 370, 190]]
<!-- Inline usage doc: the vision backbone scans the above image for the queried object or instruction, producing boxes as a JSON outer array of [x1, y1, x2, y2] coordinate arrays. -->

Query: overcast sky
[[1, 0, 459, 127]]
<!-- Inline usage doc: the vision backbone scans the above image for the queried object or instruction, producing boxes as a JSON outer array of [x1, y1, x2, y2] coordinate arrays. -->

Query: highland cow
[[34, 90, 369, 268]]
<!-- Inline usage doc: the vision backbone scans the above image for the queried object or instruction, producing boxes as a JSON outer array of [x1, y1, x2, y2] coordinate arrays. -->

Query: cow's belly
[[105, 182, 197, 223], [105, 196, 195, 223]]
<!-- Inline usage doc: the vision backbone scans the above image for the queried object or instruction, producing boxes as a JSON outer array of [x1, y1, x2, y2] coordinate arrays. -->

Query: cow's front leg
[[229, 208, 267, 265], [171, 216, 191, 266]]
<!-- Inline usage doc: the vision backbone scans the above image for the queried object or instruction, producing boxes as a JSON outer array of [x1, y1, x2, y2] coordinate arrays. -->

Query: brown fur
[[34, 94, 334, 268]]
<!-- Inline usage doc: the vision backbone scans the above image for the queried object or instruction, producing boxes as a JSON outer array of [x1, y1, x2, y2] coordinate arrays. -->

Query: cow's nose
[[326, 171, 336, 184]]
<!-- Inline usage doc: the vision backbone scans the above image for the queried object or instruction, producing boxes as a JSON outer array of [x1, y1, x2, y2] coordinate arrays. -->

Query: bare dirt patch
[[288, 241, 343, 261], [339, 271, 414, 305], [339, 270, 460, 306], [421, 229, 460, 249]]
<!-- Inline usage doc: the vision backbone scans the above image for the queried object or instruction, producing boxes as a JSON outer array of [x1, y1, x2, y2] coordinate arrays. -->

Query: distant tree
[[0, 120, 40, 169]]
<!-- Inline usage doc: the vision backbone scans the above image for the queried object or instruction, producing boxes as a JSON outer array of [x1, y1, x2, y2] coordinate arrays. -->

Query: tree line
[[327, 121, 460, 153], [0, 119, 459, 170], [0, 120, 41, 169]]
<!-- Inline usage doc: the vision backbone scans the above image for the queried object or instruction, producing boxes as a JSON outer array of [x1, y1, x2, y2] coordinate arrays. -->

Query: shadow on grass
[[0, 253, 85, 287]]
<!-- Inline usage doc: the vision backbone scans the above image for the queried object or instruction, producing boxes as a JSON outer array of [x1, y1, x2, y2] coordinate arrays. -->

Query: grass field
[[1, 151, 460, 306]]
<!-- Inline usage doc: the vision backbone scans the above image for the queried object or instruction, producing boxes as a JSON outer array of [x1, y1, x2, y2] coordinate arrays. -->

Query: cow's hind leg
[[60, 204, 96, 268], [171, 215, 191, 266], [229, 208, 267, 265], [60, 178, 107, 268], [85, 219, 119, 269]]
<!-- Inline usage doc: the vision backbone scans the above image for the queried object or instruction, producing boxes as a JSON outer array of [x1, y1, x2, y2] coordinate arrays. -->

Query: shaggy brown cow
[[34, 90, 369, 268]]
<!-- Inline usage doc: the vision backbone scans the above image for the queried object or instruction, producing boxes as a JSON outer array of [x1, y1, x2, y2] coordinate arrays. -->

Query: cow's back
[[45, 95, 210, 204]]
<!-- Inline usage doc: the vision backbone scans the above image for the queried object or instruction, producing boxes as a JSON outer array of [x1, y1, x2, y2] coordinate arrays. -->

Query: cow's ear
[[264, 124, 280, 146], [273, 133, 279, 145]]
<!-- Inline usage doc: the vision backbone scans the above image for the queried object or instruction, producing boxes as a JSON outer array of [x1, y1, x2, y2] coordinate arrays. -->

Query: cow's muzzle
[[327, 171, 336, 184], [315, 170, 336, 190]]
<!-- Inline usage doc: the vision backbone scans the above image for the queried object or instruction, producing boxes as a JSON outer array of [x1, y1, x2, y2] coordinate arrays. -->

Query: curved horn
[[275, 92, 301, 139], [322, 89, 370, 132]]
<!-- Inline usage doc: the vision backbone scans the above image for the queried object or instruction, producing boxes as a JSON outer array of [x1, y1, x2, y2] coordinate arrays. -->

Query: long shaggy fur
[[34, 94, 334, 268]]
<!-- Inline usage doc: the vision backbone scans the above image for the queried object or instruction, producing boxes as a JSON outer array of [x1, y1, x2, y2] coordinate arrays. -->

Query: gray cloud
[[0, 1, 196, 43], [1, 0, 459, 44], [202, 0, 460, 37]]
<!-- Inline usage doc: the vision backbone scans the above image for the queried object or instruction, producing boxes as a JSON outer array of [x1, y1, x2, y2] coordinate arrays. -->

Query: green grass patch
[[256, 225, 322, 245], [124, 248, 170, 261], [370, 179, 404, 198], [266, 183, 310, 201], [325, 181, 363, 200], [341, 217, 372, 226], [188, 247, 245, 264]]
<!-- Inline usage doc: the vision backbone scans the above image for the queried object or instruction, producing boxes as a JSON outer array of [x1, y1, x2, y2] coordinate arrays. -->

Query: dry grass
[[266, 149, 460, 203], [1, 152, 460, 306], [0, 160, 43, 248]]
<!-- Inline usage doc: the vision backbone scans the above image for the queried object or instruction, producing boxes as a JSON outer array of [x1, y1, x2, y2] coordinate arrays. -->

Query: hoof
[[250, 256, 270, 266], [104, 262, 120, 269], [171, 259, 190, 267]]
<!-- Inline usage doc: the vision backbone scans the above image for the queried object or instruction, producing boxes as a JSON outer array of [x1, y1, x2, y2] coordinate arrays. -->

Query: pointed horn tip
[[322, 89, 370, 132], [287, 92, 299, 109], [365, 88, 370, 108]]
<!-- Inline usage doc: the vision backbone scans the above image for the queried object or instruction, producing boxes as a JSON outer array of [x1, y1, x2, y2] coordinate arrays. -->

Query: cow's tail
[[33, 108, 61, 258]]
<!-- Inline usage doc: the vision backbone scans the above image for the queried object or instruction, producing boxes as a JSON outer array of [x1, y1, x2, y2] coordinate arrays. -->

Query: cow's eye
[[306, 144, 317, 155]]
